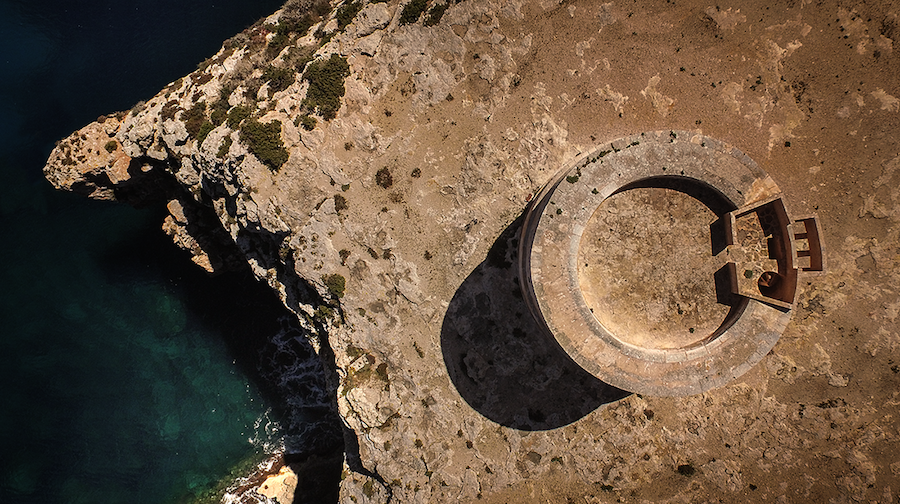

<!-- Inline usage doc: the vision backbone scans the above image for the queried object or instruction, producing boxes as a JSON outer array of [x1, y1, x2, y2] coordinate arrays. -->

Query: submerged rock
[[45, 0, 900, 502]]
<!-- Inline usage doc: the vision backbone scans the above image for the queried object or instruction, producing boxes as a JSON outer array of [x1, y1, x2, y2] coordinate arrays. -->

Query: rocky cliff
[[45, 0, 900, 502]]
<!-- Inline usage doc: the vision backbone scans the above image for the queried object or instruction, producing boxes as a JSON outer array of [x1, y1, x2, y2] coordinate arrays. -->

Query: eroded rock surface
[[44, 0, 900, 502]]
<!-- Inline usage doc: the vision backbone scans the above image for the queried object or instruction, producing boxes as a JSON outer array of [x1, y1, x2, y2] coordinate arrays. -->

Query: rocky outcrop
[[45, 0, 900, 502]]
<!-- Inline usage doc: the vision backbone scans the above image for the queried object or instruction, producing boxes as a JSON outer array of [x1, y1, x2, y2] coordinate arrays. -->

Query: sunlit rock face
[[45, 0, 900, 502]]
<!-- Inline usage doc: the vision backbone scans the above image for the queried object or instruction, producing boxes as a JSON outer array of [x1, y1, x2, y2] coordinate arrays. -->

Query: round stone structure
[[518, 131, 824, 396]]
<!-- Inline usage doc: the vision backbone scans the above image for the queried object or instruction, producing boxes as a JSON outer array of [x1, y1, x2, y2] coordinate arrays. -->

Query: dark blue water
[[0, 1, 302, 502]]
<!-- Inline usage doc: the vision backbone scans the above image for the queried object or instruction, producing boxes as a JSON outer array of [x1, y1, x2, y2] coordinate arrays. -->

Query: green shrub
[[219, 81, 236, 101], [336, 1, 363, 30], [299, 114, 317, 131], [425, 3, 449, 26], [183, 102, 207, 139], [267, 30, 291, 58], [210, 108, 227, 126], [346, 344, 364, 360], [210, 99, 230, 125], [240, 118, 289, 170], [399, 0, 428, 25], [197, 121, 215, 144], [313, 304, 335, 322], [226, 105, 251, 129], [262, 65, 296, 93], [322, 273, 346, 298], [375, 166, 393, 188], [243, 78, 263, 101], [363, 479, 375, 498], [217, 136, 233, 158], [334, 194, 348, 213], [301, 54, 350, 120], [104, 140, 117, 153]]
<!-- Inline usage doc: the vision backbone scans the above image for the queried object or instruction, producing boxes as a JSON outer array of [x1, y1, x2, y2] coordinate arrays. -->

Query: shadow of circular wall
[[440, 213, 629, 431]]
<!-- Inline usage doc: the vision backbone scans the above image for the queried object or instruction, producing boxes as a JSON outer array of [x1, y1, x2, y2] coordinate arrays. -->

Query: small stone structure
[[519, 131, 824, 396]]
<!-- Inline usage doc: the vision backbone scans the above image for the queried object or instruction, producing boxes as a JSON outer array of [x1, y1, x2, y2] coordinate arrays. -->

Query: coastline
[[41, 0, 900, 502]]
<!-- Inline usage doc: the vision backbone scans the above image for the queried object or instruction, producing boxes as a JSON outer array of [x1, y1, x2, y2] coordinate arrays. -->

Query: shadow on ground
[[441, 213, 629, 430]]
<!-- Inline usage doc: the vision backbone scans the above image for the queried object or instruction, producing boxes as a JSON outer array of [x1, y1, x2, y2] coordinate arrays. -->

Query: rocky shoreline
[[45, 0, 900, 502]]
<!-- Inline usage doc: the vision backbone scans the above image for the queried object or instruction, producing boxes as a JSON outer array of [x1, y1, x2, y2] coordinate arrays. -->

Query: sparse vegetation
[[266, 10, 317, 58], [240, 118, 289, 170], [279, 243, 292, 261], [302, 54, 351, 120], [400, 0, 428, 25], [193, 72, 214, 86], [341, 354, 390, 398], [129, 100, 146, 116], [313, 25, 332, 43], [284, 45, 316, 72], [161, 100, 180, 121]]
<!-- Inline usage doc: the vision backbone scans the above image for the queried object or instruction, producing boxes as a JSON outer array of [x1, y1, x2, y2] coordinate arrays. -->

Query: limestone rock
[[257, 466, 298, 504], [43, 0, 900, 503]]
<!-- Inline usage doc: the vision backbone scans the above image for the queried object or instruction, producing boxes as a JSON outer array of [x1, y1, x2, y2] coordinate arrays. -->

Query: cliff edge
[[45, 0, 900, 502]]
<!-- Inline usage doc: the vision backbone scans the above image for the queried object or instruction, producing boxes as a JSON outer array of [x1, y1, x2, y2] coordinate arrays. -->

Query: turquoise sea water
[[0, 1, 320, 502]]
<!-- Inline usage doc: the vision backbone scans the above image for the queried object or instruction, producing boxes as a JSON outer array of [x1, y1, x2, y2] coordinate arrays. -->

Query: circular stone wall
[[518, 131, 796, 396], [577, 185, 728, 350]]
